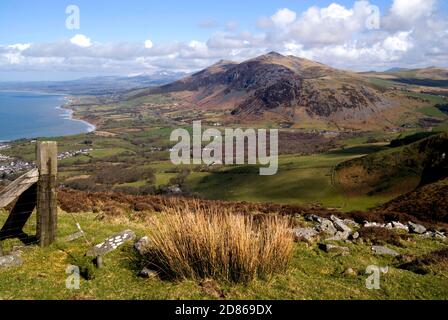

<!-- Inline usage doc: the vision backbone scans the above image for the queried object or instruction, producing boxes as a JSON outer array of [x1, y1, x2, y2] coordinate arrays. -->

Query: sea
[[0, 91, 95, 142]]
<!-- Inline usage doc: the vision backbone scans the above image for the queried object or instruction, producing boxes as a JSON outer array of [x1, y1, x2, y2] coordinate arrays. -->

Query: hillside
[[126, 52, 445, 130], [336, 132, 448, 199], [377, 178, 448, 224], [366, 67, 448, 88]]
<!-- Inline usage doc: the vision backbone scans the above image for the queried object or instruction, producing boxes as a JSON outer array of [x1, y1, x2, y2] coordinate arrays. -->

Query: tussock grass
[[144, 206, 294, 283]]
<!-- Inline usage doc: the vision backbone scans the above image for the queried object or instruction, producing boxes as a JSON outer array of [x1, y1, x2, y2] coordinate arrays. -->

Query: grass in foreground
[[1, 209, 448, 300], [144, 207, 293, 283]]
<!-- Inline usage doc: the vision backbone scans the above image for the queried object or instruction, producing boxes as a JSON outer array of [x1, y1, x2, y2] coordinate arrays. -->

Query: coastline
[[0, 91, 97, 142], [58, 96, 97, 133]]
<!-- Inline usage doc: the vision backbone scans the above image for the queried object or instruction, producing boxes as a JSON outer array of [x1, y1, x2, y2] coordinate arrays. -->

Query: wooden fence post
[[36, 141, 58, 247]]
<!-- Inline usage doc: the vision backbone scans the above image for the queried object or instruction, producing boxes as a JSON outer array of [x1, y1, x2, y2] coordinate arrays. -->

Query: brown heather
[[143, 206, 294, 283]]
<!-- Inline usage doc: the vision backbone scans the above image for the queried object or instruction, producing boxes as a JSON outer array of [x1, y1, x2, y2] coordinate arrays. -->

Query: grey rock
[[372, 245, 399, 256], [364, 221, 386, 228], [139, 267, 158, 279], [408, 222, 426, 234], [319, 243, 349, 254], [0, 254, 22, 268], [331, 215, 352, 233], [316, 219, 337, 235], [326, 231, 351, 241], [350, 231, 360, 240], [293, 228, 319, 242], [435, 231, 446, 239], [391, 221, 409, 231], [86, 230, 136, 257], [135, 236, 151, 255], [421, 231, 435, 239], [305, 214, 322, 223]]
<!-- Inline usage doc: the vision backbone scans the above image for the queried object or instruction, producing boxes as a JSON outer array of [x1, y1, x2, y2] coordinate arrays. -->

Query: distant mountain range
[[0, 70, 188, 96], [130, 52, 448, 130]]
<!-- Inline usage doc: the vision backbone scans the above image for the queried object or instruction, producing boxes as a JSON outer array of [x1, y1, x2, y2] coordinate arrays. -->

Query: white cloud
[[144, 39, 154, 49], [7, 43, 31, 51], [271, 8, 297, 28], [0, 0, 447, 79], [390, 0, 436, 21], [70, 34, 92, 48], [382, 31, 413, 52], [288, 1, 378, 46]]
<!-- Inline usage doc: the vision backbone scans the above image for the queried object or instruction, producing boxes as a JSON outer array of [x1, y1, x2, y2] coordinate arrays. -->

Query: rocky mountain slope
[[132, 52, 430, 129]]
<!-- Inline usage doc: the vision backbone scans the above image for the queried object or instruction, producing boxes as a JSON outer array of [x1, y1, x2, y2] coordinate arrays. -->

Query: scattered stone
[[343, 268, 357, 276], [319, 243, 350, 254], [139, 267, 158, 279], [305, 214, 322, 223], [422, 231, 447, 240], [435, 231, 446, 240], [316, 218, 337, 235], [372, 245, 399, 257], [408, 222, 426, 234], [331, 215, 352, 233], [293, 228, 318, 242], [86, 230, 136, 257], [364, 221, 386, 228], [134, 236, 151, 256], [326, 231, 351, 241], [391, 221, 409, 231], [0, 254, 22, 268], [350, 232, 360, 240]]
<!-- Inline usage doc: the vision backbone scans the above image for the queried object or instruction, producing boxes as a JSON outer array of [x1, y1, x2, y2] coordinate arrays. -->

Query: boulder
[[86, 230, 136, 257], [364, 221, 386, 228], [134, 236, 151, 256], [435, 231, 447, 240], [372, 245, 399, 257], [325, 231, 351, 241], [316, 219, 337, 235], [350, 232, 360, 240], [408, 222, 426, 234], [0, 254, 22, 269], [305, 214, 322, 223], [293, 228, 319, 242], [331, 215, 352, 233], [391, 221, 409, 231], [319, 243, 349, 254]]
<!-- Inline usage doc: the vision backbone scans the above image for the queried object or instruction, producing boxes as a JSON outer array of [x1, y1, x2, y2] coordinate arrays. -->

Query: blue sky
[[0, 0, 392, 44], [0, 0, 447, 81]]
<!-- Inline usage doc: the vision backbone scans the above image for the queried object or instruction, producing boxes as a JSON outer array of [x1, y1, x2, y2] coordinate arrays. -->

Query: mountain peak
[[212, 59, 237, 66], [266, 51, 284, 57]]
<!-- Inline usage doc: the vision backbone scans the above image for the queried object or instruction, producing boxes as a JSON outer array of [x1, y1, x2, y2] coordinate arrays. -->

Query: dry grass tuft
[[143, 206, 294, 283]]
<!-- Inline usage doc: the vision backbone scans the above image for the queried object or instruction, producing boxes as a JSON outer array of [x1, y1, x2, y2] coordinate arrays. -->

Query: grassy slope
[[1, 210, 447, 300]]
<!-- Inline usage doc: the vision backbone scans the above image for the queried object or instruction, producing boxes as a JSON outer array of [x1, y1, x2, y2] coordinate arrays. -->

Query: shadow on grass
[[327, 145, 388, 156]]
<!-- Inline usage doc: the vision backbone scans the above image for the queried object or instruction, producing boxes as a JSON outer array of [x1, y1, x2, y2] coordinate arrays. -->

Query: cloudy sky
[[0, 0, 447, 81]]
